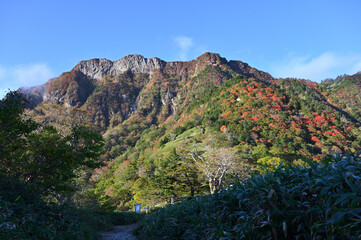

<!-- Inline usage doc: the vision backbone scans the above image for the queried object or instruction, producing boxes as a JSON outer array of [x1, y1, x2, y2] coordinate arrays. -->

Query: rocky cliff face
[[44, 71, 95, 107], [73, 55, 166, 80], [20, 52, 275, 127], [72, 53, 272, 82]]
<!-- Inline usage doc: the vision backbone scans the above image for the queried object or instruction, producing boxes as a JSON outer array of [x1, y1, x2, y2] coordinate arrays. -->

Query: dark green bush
[[0, 175, 99, 240], [107, 211, 144, 225], [0, 174, 144, 240], [134, 196, 217, 239], [135, 154, 361, 239]]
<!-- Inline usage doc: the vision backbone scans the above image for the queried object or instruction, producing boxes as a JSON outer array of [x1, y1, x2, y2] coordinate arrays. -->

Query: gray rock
[[74, 55, 165, 80], [73, 58, 113, 80]]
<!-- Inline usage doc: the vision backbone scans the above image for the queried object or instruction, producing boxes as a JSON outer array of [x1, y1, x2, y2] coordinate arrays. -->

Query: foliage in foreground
[[0, 174, 143, 240], [135, 154, 361, 239], [0, 175, 93, 240], [0, 92, 143, 239], [0, 91, 104, 195]]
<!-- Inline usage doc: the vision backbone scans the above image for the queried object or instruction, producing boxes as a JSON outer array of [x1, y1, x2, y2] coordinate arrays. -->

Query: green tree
[[169, 148, 204, 197], [0, 91, 104, 195], [252, 144, 269, 160], [151, 148, 204, 198], [0, 92, 37, 171], [257, 156, 283, 173]]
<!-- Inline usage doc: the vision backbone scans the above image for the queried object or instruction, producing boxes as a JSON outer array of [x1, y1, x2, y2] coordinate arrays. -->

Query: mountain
[[19, 53, 361, 209], [20, 53, 272, 127]]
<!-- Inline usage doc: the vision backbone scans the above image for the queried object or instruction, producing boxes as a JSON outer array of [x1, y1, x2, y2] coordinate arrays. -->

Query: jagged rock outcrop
[[72, 53, 272, 83], [74, 55, 165, 80], [73, 58, 113, 81]]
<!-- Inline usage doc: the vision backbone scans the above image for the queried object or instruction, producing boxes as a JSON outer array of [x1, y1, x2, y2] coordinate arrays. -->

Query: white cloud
[[351, 61, 361, 74], [174, 36, 194, 61], [0, 63, 54, 99], [12, 64, 53, 86], [270, 52, 361, 81], [0, 63, 53, 87]]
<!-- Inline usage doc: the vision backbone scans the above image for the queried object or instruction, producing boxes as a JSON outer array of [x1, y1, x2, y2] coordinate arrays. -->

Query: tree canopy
[[0, 91, 104, 195]]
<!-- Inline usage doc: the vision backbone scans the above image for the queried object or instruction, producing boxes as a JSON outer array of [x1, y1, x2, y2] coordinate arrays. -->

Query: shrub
[[0, 175, 100, 240], [135, 154, 361, 239], [0, 174, 144, 239]]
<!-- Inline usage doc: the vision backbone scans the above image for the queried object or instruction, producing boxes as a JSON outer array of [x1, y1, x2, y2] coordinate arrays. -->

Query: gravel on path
[[101, 223, 138, 240]]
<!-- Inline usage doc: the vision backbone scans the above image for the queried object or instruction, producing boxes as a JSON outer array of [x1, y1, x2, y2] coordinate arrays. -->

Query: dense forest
[[0, 92, 146, 239], [2, 53, 361, 239]]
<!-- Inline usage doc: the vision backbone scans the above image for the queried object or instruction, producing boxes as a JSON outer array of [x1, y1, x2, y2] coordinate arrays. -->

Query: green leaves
[[136, 154, 361, 239], [0, 91, 104, 195], [0, 91, 111, 239]]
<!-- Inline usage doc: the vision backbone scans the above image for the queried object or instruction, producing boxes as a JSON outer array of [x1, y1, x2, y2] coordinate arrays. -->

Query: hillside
[[19, 53, 361, 209]]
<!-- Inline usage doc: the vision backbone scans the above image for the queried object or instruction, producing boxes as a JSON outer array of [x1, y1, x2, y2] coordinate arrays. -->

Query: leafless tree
[[190, 147, 250, 194]]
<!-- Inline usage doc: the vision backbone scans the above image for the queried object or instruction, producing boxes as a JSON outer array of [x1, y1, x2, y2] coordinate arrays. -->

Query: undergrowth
[[134, 154, 361, 239], [0, 175, 143, 240]]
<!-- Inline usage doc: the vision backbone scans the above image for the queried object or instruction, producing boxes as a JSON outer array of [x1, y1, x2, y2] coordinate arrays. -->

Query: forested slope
[[19, 53, 361, 210]]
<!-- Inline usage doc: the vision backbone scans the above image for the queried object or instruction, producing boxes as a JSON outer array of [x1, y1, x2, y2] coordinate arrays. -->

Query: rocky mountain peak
[[196, 52, 228, 66], [113, 54, 165, 75], [73, 54, 165, 80], [20, 52, 277, 115], [74, 58, 113, 80]]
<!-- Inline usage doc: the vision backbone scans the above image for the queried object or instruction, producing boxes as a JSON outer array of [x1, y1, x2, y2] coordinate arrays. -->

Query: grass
[[145, 126, 204, 160]]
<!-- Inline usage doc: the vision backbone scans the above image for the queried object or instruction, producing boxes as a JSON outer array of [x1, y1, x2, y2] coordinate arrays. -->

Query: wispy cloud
[[0, 63, 53, 86], [270, 52, 361, 81], [351, 61, 361, 74], [174, 36, 194, 61], [13, 64, 53, 86], [0, 63, 54, 98]]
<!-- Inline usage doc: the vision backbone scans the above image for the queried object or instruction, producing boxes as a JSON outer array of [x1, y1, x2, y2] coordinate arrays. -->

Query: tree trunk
[[209, 179, 216, 194]]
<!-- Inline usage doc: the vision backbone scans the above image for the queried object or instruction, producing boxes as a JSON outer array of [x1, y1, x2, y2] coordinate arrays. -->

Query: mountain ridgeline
[[20, 52, 361, 209], [21, 53, 272, 127]]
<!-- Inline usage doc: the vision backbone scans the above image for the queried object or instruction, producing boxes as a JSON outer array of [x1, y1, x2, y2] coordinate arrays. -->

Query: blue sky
[[1, 0, 361, 98]]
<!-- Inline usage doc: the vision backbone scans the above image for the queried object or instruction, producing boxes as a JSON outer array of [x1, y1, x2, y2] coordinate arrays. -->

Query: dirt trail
[[101, 223, 138, 240]]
